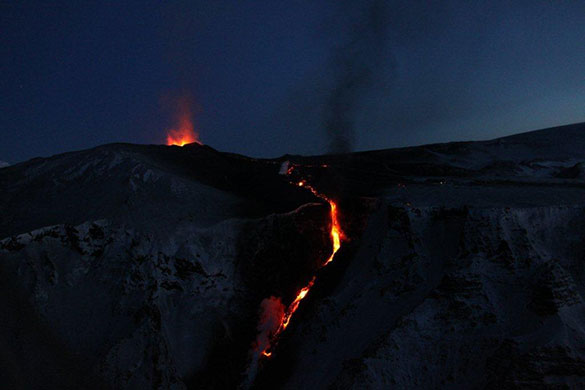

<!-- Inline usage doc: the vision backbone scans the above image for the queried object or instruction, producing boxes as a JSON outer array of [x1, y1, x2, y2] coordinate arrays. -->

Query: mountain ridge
[[3, 121, 585, 388]]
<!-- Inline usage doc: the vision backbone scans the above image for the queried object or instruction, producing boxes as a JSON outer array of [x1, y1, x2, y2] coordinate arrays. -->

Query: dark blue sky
[[2, 1, 585, 163]]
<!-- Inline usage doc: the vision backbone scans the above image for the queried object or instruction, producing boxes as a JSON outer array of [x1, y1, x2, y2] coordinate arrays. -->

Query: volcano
[[3, 122, 585, 389]]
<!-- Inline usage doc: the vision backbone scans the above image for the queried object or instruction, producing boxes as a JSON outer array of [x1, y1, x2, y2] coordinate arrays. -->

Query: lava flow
[[242, 165, 346, 388], [258, 277, 315, 358], [298, 180, 343, 266], [254, 177, 345, 359]]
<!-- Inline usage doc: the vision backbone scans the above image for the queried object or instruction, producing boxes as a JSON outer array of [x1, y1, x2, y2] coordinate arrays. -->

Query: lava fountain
[[165, 96, 200, 146]]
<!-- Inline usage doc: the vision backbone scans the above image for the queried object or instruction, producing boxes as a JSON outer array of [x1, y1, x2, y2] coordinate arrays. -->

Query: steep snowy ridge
[[0, 143, 314, 238], [0, 207, 331, 389], [1, 219, 243, 388], [277, 205, 585, 389], [281, 122, 585, 195], [0, 143, 331, 389]]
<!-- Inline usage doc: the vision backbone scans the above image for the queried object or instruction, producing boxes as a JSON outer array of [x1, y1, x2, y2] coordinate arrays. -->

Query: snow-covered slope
[[282, 122, 585, 193], [253, 123, 585, 389], [0, 143, 330, 389], [268, 205, 585, 389], [2, 123, 585, 389], [0, 143, 316, 238]]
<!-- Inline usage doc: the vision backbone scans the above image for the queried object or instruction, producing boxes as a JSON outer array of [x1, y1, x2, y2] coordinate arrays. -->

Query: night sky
[[2, 1, 585, 163]]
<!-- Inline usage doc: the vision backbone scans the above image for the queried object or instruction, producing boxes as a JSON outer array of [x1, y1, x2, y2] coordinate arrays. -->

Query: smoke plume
[[324, 0, 389, 153]]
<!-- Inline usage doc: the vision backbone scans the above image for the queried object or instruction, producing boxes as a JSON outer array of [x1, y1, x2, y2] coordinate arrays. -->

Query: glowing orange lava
[[165, 97, 200, 146], [257, 180, 345, 359], [259, 277, 315, 357], [325, 201, 342, 265], [297, 180, 344, 265]]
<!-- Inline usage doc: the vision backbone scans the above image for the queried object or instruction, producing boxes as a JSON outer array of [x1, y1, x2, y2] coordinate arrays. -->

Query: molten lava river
[[252, 173, 345, 361]]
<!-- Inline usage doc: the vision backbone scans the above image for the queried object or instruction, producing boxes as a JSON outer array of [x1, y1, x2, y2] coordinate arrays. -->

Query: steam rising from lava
[[165, 95, 200, 146], [254, 297, 286, 358], [257, 277, 316, 358]]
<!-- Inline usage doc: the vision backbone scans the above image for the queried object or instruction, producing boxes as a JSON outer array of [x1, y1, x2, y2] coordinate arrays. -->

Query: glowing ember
[[165, 96, 200, 146]]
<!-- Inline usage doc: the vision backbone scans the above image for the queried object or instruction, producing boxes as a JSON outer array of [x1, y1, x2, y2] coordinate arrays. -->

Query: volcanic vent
[[165, 95, 201, 146]]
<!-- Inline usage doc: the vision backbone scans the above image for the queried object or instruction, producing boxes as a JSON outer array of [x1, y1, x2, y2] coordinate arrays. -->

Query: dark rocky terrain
[[3, 122, 585, 388]]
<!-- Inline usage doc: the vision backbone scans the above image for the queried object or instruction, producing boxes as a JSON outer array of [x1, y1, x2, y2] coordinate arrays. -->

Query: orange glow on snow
[[258, 278, 315, 358]]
